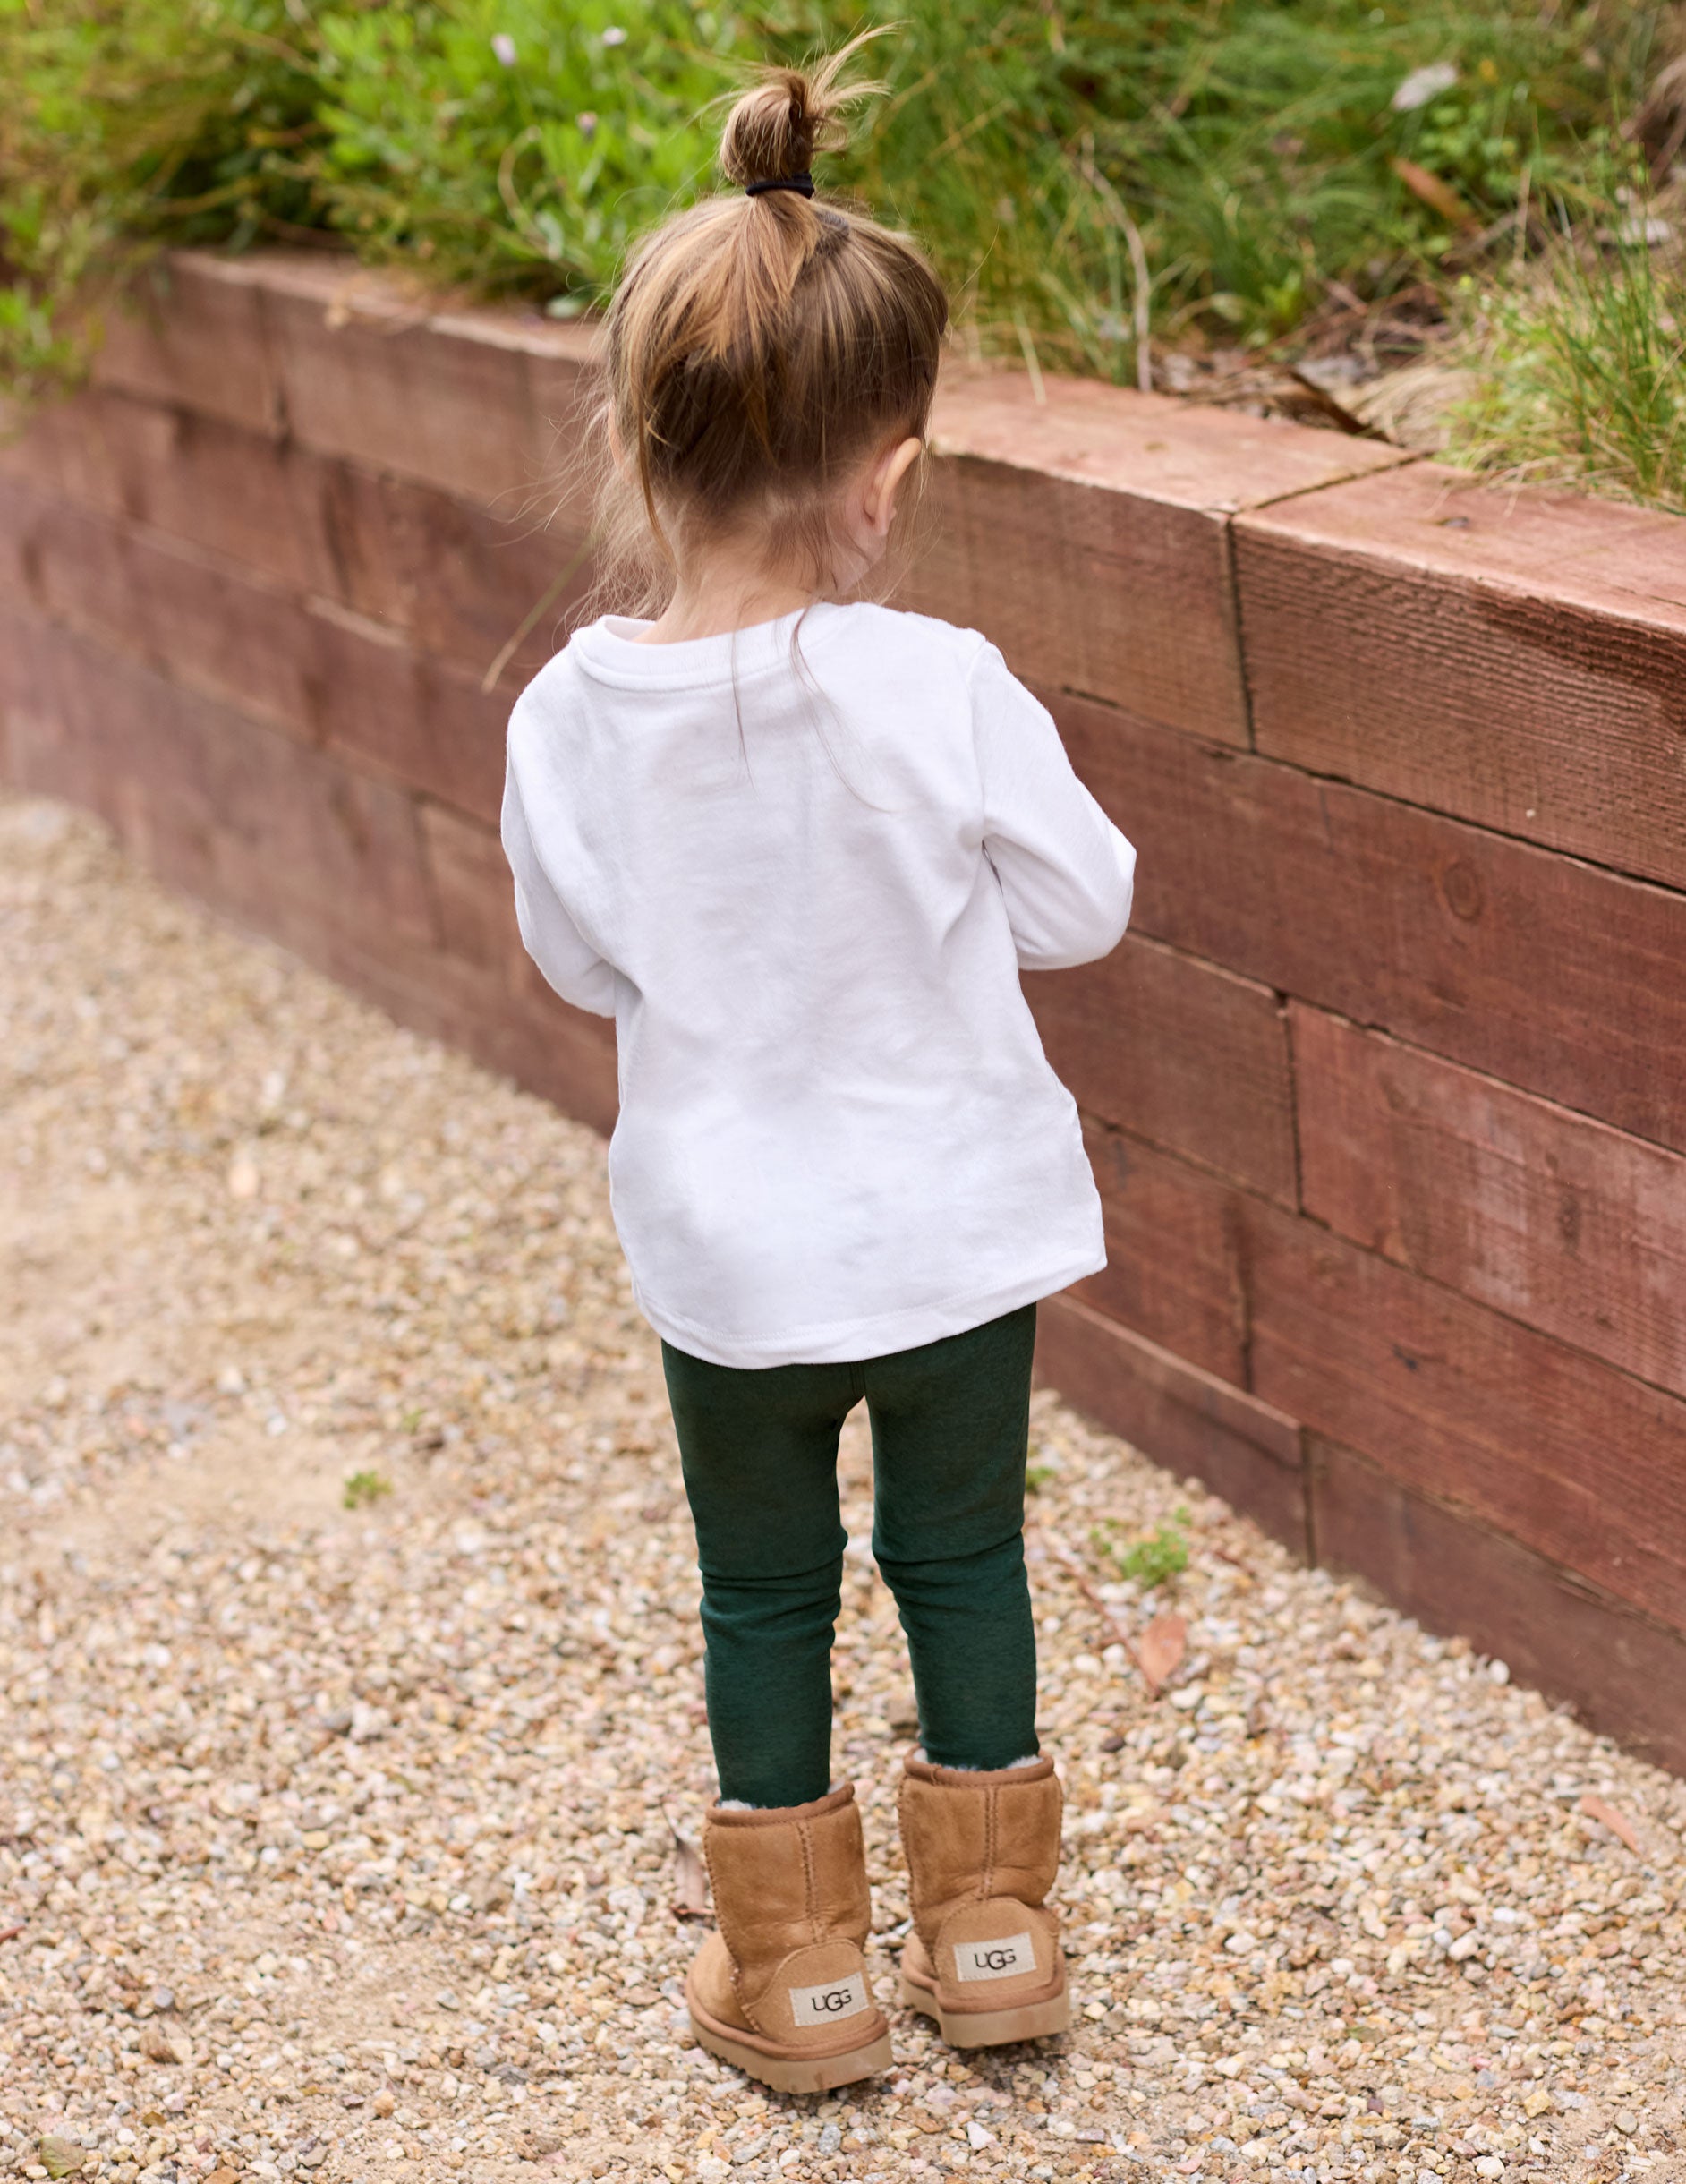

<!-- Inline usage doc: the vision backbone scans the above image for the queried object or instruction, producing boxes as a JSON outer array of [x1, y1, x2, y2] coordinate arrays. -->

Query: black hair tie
[[745, 172, 814, 198]]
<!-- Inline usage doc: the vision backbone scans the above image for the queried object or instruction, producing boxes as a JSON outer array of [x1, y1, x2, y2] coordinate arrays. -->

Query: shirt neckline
[[569, 601, 855, 689]]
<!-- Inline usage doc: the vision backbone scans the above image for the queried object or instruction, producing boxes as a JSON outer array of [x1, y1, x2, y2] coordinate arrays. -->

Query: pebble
[[3, 794, 1686, 2184]]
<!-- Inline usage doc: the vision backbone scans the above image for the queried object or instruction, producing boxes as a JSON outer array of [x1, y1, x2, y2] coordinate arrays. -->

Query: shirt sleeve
[[500, 758, 619, 1019], [969, 640, 1137, 970]]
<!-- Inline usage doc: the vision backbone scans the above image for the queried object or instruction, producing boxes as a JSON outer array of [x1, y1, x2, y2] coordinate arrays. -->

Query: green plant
[[0, 0, 321, 395], [342, 1468, 393, 1509], [1447, 210, 1686, 512], [302, 0, 742, 302], [0, 0, 735, 394], [2, 0, 1682, 507], [1025, 1461, 1057, 1496], [1092, 1506, 1190, 1591], [818, 0, 1673, 375]]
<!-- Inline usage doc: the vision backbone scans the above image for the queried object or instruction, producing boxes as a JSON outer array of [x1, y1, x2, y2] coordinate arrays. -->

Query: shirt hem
[[634, 1251, 1106, 1370]]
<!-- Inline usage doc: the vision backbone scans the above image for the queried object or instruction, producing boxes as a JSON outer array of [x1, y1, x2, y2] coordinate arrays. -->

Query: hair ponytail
[[718, 58, 851, 190], [588, 31, 949, 614]]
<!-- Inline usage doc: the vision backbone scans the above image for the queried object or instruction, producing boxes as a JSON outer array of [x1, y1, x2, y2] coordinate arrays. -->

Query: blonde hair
[[589, 34, 949, 613]]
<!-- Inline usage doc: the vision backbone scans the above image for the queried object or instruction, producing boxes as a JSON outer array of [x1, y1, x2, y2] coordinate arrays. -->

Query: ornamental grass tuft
[[1448, 218, 1686, 513]]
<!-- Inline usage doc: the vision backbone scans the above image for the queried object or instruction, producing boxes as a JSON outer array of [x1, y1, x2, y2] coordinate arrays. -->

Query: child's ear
[[864, 435, 924, 538]]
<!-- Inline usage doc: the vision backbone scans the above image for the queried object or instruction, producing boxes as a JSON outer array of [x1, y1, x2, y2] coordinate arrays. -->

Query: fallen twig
[[1579, 1794, 1641, 1856]]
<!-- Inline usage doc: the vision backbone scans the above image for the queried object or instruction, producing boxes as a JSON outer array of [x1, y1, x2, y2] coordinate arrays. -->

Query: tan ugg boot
[[897, 1752, 1070, 2047], [685, 1783, 894, 2094]]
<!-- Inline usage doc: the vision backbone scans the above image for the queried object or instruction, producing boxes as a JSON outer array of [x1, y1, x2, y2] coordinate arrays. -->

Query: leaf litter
[[1135, 1613, 1188, 1698], [1579, 1796, 1642, 1858]]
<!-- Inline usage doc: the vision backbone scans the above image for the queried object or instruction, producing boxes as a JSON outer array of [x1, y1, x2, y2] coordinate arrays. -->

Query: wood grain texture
[[12, 273, 1686, 1764], [307, 599, 509, 825], [0, 476, 320, 751], [305, 455, 591, 691], [1237, 463, 1686, 888], [82, 389, 589, 687], [0, 477, 144, 660], [1035, 1292, 1307, 1554], [1294, 1004, 1686, 1398], [4, 614, 437, 953], [1244, 1203, 1686, 1634], [903, 454, 1247, 742], [102, 395, 338, 600], [255, 251, 599, 508], [931, 367, 1411, 510], [1311, 1437, 1686, 1776], [901, 367, 1409, 744], [4, 388, 585, 691], [1032, 934, 1296, 1200], [0, 387, 131, 518], [0, 480, 514, 816], [121, 525, 323, 740], [0, 471, 321, 738], [1077, 1118, 1249, 1382], [92, 252, 283, 437], [1051, 687, 1686, 1155]]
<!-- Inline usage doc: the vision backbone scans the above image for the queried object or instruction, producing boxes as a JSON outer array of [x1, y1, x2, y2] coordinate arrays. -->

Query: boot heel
[[935, 1989, 1071, 2048], [689, 2014, 893, 2094]]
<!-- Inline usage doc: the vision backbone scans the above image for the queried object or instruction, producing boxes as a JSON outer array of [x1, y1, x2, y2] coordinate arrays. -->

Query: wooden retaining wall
[[4, 251, 1684, 1767]]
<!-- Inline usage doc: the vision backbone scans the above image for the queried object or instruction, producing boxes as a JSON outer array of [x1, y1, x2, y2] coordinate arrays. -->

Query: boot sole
[[898, 1971, 1071, 2048], [687, 2011, 893, 2094]]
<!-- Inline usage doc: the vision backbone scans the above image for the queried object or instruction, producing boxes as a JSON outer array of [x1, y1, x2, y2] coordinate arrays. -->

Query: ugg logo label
[[788, 1972, 868, 2026], [953, 1931, 1036, 1982]]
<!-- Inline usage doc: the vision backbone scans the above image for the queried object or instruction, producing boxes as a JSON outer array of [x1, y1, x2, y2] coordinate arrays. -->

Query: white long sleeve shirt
[[502, 601, 1135, 1369]]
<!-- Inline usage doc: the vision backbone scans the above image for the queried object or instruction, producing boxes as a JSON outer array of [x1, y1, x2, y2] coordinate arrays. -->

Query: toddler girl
[[503, 39, 1136, 2096]]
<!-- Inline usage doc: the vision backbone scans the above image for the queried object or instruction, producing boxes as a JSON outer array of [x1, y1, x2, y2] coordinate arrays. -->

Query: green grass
[[0, 0, 316, 394], [1446, 222, 1686, 513], [342, 1468, 394, 1510], [835, 0, 1671, 379], [1092, 1506, 1191, 1591], [1, 0, 1681, 504]]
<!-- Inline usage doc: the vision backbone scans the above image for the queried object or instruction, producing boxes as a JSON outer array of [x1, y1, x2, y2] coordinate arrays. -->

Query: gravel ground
[[4, 792, 1685, 2184]]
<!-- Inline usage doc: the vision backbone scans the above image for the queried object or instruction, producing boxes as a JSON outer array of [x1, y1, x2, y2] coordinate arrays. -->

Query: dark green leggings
[[660, 1303, 1040, 1809]]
